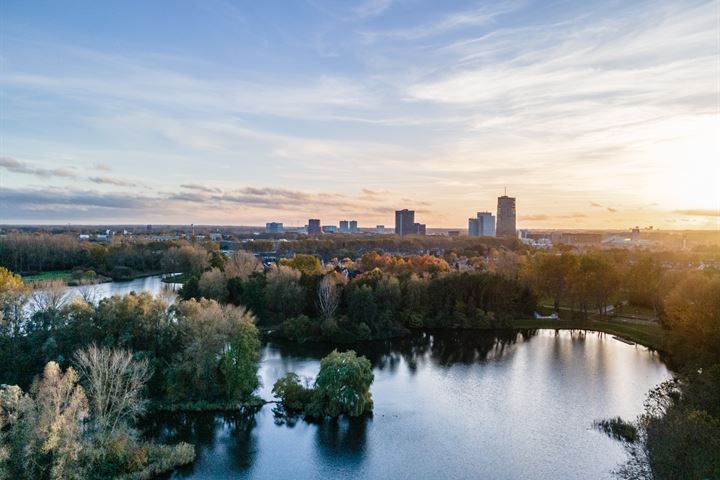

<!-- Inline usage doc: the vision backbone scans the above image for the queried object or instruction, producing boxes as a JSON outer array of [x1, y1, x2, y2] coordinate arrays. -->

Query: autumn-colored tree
[[283, 254, 323, 276], [224, 250, 262, 280]]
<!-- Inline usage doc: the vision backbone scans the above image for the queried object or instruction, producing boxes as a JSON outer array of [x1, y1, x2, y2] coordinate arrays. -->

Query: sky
[[1, 0, 718, 229]]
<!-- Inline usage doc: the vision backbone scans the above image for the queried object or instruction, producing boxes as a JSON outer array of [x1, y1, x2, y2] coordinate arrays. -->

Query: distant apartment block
[[468, 211, 496, 237], [496, 196, 516, 237], [307, 219, 321, 235], [322, 225, 338, 233], [339, 220, 350, 233], [266, 222, 284, 234], [395, 210, 425, 236], [376, 225, 385, 234], [350, 220, 358, 234], [395, 209, 415, 236]]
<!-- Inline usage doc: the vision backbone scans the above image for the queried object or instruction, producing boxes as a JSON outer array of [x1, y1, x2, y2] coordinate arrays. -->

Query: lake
[[39, 274, 181, 306], [145, 329, 671, 480]]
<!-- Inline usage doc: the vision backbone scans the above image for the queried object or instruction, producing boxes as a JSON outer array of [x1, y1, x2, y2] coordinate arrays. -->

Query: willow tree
[[311, 350, 374, 418]]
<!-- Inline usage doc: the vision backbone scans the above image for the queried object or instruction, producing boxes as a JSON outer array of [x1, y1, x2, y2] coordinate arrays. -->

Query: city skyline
[[1, 1, 718, 229]]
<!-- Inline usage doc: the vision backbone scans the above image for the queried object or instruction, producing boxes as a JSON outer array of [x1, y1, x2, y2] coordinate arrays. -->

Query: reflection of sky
[[2, 1, 718, 228], [178, 330, 671, 479]]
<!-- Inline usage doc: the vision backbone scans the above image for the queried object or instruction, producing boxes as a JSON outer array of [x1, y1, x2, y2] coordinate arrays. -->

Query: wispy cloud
[[362, 1, 520, 41], [673, 209, 720, 217], [88, 176, 135, 187], [0, 157, 76, 178], [352, 0, 393, 19], [180, 184, 222, 193], [519, 214, 549, 221], [1, 0, 717, 228]]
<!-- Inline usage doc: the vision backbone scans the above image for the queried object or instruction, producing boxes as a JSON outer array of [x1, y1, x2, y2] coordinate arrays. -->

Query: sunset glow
[[1, 0, 718, 229]]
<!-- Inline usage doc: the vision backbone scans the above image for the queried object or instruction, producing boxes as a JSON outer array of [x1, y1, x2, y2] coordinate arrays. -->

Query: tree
[[310, 350, 374, 418], [348, 285, 377, 330], [31, 281, 70, 314], [224, 251, 262, 280], [283, 254, 322, 276], [169, 300, 258, 402], [220, 313, 261, 401], [624, 255, 663, 312], [1, 362, 89, 480], [0, 267, 30, 337], [316, 275, 340, 321], [177, 245, 209, 276], [569, 254, 619, 317], [272, 372, 313, 413], [663, 273, 720, 365], [264, 265, 304, 323], [524, 253, 576, 312], [74, 345, 151, 439], [198, 268, 228, 301]]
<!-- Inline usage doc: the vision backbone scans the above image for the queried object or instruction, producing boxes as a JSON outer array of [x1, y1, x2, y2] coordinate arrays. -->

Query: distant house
[[78, 234, 90, 241]]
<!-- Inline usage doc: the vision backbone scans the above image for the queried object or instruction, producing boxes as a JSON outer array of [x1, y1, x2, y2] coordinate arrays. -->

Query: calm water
[[49, 275, 180, 305], [146, 330, 671, 480]]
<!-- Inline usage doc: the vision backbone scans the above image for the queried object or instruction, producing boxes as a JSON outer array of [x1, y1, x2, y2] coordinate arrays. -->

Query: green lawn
[[509, 318, 668, 352], [21, 270, 74, 283], [612, 304, 657, 319]]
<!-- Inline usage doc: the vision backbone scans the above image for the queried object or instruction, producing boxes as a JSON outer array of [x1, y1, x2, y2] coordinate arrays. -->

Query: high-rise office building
[[395, 209, 415, 236], [468, 212, 495, 237], [339, 220, 349, 233], [349, 220, 358, 234], [496, 196, 516, 237], [307, 219, 321, 235], [266, 222, 284, 234]]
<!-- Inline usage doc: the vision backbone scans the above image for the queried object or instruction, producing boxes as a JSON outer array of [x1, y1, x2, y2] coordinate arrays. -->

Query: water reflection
[[266, 329, 540, 373], [147, 331, 671, 480], [314, 417, 369, 466]]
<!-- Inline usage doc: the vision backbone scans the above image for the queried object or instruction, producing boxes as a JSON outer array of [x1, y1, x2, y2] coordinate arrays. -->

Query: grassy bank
[[21, 270, 75, 283], [508, 318, 668, 351]]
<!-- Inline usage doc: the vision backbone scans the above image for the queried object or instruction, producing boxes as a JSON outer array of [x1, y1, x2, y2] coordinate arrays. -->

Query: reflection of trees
[[140, 410, 259, 474], [314, 416, 369, 466], [224, 412, 259, 470], [267, 329, 540, 375]]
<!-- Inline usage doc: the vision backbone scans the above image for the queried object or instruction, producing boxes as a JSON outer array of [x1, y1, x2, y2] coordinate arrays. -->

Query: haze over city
[[1, 0, 718, 228]]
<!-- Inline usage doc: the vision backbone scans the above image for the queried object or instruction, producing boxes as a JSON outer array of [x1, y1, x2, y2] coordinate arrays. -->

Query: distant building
[[210, 232, 222, 241], [339, 220, 350, 233], [414, 223, 426, 236], [560, 233, 602, 244], [376, 225, 385, 234], [395, 209, 415, 236], [496, 196, 516, 237], [307, 219, 321, 235], [146, 224, 152, 233], [468, 211, 496, 237], [350, 220, 358, 234], [631, 227, 640, 242], [448, 230, 460, 237], [266, 222, 284, 234], [322, 225, 337, 233]]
